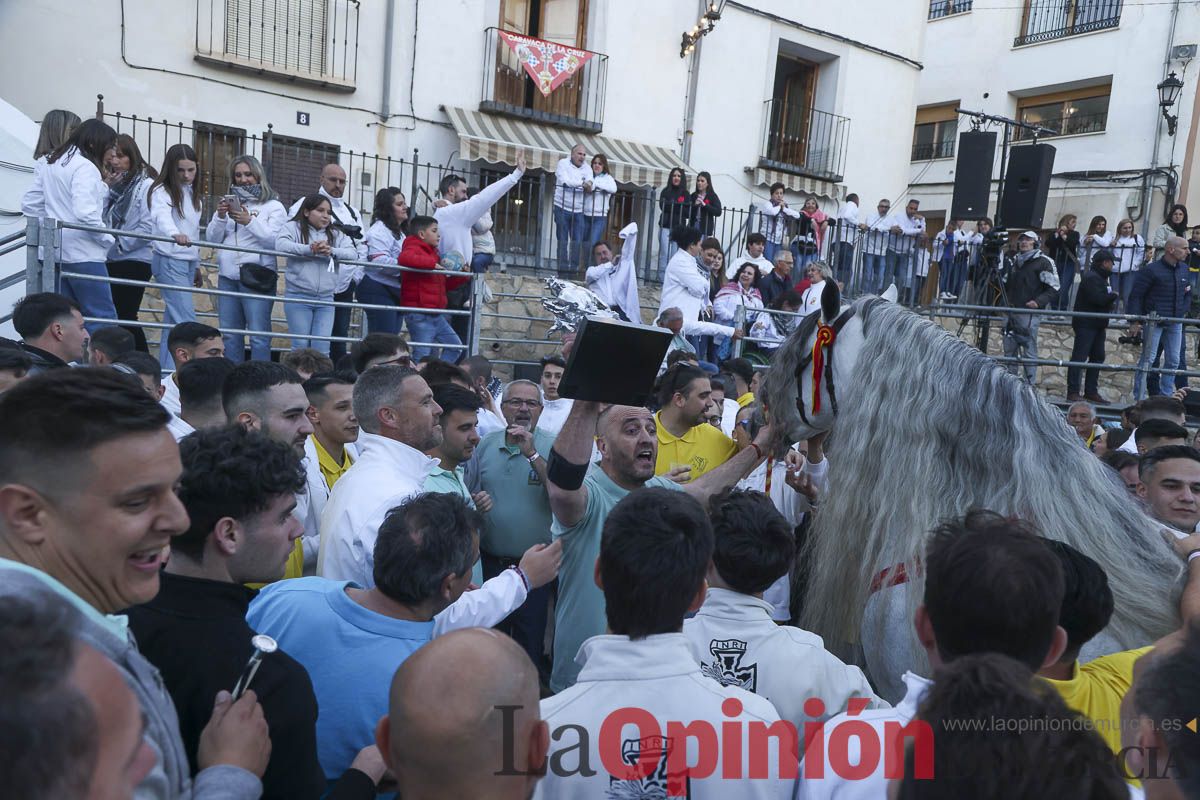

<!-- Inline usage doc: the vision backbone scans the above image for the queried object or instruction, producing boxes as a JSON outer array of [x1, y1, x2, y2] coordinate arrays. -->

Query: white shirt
[[289, 188, 367, 290], [756, 200, 801, 245], [913, 247, 931, 278], [835, 200, 859, 244], [537, 396, 574, 437], [795, 671, 931, 800], [317, 430, 440, 585], [886, 213, 925, 255], [553, 157, 593, 213], [1118, 429, 1139, 454], [728, 250, 775, 281], [436, 168, 523, 268], [160, 376, 181, 416], [659, 248, 712, 324], [166, 412, 194, 442], [208, 199, 287, 278], [535, 633, 794, 799], [685, 589, 885, 733], [720, 397, 739, 437], [862, 213, 894, 257], [364, 219, 405, 289], [21, 150, 114, 263], [301, 436, 359, 569], [149, 184, 202, 261], [585, 222, 642, 322]]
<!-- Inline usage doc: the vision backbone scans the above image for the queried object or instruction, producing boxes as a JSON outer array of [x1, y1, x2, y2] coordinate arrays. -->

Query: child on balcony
[[276, 194, 357, 355]]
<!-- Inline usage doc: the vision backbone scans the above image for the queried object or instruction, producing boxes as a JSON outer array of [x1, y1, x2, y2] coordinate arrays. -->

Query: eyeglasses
[[503, 398, 543, 409], [379, 354, 413, 367]]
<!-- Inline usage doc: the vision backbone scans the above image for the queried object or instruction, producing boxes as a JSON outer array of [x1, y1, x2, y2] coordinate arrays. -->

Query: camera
[[981, 228, 1008, 258], [330, 221, 363, 241], [1118, 333, 1143, 346]]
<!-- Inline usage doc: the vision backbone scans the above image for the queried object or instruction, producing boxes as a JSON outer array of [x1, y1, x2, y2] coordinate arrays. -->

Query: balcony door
[[497, 0, 588, 120], [768, 55, 817, 169]]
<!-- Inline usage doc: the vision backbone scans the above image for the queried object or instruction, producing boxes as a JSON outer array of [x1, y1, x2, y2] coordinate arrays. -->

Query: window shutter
[[225, 0, 328, 76]]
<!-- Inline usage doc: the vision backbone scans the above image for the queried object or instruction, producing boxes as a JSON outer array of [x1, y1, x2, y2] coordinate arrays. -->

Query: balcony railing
[[194, 0, 359, 91], [1014, 0, 1121, 46], [929, 0, 973, 19], [1014, 109, 1108, 139], [759, 100, 849, 183], [480, 27, 608, 133], [912, 139, 956, 161]]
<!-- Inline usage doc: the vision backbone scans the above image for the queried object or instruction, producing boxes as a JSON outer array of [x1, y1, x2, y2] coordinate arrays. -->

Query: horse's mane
[[795, 297, 1181, 660]]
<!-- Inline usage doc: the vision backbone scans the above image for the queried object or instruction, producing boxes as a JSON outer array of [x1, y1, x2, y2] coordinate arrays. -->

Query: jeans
[[1110, 271, 1136, 312], [583, 215, 608, 259], [832, 241, 855, 290], [553, 206, 587, 274], [1067, 326, 1107, 397], [106, 259, 152, 351], [483, 554, 554, 680], [1134, 321, 1183, 399], [283, 287, 335, 355], [863, 253, 886, 295], [405, 311, 462, 361], [58, 261, 120, 336], [1003, 311, 1042, 384], [764, 241, 782, 264], [1055, 258, 1078, 311], [356, 275, 404, 336], [329, 285, 355, 363], [884, 250, 911, 296], [217, 275, 274, 362], [470, 252, 494, 274], [151, 253, 198, 368], [657, 228, 676, 279], [939, 253, 968, 298], [1146, 326, 1190, 396], [790, 243, 819, 272]]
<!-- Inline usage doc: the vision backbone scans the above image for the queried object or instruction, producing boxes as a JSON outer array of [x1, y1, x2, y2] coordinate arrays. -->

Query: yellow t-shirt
[[1044, 646, 1154, 757], [653, 411, 738, 480]]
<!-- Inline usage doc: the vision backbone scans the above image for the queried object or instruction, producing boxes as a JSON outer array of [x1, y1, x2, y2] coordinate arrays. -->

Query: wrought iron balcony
[[480, 27, 608, 133], [759, 100, 849, 183], [912, 139, 956, 161], [1014, 110, 1108, 140], [194, 0, 360, 91], [929, 0, 973, 19], [1014, 0, 1121, 47]]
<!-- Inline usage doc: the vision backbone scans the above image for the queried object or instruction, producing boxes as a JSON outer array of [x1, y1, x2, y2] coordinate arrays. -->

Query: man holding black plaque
[[544, 397, 774, 692]]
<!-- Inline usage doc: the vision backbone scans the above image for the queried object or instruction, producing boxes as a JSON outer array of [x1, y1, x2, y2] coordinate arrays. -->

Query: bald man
[[376, 628, 547, 799], [545, 400, 775, 691], [1130, 235, 1192, 399]]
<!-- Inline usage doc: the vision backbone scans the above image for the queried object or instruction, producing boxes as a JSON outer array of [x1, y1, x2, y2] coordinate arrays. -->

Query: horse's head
[[762, 282, 897, 442]]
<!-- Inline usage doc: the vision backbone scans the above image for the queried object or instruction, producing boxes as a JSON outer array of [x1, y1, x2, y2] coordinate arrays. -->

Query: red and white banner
[[498, 31, 595, 97]]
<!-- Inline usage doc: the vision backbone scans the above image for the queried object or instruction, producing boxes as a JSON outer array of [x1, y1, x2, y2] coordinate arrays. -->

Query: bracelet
[[527, 452, 541, 464], [509, 565, 531, 592], [749, 442, 764, 461], [1188, 549, 1200, 564]]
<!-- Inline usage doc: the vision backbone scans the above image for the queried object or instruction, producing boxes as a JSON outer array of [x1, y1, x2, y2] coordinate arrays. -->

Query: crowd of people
[[10, 111, 1200, 800]]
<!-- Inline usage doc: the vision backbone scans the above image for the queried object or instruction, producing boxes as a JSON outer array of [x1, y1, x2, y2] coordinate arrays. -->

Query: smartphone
[[222, 194, 242, 212]]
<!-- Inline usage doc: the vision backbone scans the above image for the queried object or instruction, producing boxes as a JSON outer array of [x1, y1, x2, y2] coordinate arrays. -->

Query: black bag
[[240, 264, 277, 294]]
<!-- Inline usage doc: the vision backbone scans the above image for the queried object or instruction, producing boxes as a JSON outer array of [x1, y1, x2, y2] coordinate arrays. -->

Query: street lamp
[[1158, 71, 1184, 136], [680, 0, 728, 58]]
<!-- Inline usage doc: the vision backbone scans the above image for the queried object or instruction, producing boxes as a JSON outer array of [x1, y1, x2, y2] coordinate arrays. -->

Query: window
[[929, 0, 973, 19], [193, 122, 247, 224], [264, 134, 340, 209], [911, 104, 958, 161], [1015, 85, 1110, 140], [1016, 0, 1122, 46]]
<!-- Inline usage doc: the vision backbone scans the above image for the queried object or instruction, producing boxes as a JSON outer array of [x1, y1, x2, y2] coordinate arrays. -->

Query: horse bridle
[[794, 306, 857, 426]]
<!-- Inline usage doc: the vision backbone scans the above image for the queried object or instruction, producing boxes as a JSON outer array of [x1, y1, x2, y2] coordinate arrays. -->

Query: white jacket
[[553, 157, 593, 213], [756, 200, 800, 245], [659, 248, 711, 323], [300, 436, 359, 568], [1113, 235, 1148, 274], [728, 250, 775, 280], [834, 200, 859, 244], [535, 633, 794, 799], [149, 184, 202, 261], [435, 167, 523, 267], [685, 589, 885, 740], [21, 150, 114, 263], [208, 198, 287, 279], [107, 175, 156, 264], [584, 222, 641, 322], [581, 172, 618, 218]]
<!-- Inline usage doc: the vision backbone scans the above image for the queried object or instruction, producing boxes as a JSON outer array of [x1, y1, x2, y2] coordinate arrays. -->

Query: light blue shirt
[[247, 577, 434, 786], [549, 466, 684, 692]]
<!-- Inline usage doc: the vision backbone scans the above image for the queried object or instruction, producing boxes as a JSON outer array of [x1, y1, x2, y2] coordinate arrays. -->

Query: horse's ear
[[882, 283, 899, 303], [820, 278, 841, 323]]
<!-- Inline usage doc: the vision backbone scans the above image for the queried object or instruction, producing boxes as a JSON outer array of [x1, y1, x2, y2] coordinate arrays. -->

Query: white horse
[[761, 281, 1182, 702]]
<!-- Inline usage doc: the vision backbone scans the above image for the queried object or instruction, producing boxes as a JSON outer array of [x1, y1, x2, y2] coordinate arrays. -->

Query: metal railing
[[929, 0, 973, 18], [760, 101, 849, 183], [1015, 0, 1122, 46], [480, 27, 608, 133], [1014, 109, 1108, 140], [911, 139, 956, 161], [194, 0, 360, 89]]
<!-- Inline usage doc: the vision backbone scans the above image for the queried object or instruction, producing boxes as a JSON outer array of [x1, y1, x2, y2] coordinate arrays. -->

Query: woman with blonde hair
[[1110, 218, 1149, 310], [33, 109, 81, 159], [209, 154, 286, 361]]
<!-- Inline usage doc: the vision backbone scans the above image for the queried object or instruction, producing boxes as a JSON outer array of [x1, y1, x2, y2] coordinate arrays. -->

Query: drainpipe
[[1142, 0, 1182, 237], [680, 6, 705, 163], [380, 0, 397, 120]]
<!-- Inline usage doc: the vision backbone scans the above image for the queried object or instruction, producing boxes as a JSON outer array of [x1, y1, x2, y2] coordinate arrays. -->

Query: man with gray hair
[[466, 378, 557, 674], [1130, 235, 1193, 399], [1001, 230, 1059, 384]]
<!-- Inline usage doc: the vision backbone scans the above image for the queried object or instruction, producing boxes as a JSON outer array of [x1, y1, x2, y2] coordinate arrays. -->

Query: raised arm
[[683, 423, 771, 504], [546, 400, 601, 529], [438, 158, 525, 228]]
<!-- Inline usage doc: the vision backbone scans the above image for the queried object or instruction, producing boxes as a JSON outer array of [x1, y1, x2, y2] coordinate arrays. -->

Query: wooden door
[[531, 0, 587, 119], [496, 0, 531, 108], [774, 59, 817, 168]]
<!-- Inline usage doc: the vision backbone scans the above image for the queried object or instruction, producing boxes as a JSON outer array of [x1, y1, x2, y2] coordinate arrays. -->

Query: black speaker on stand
[[1000, 143, 1056, 229], [950, 131, 997, 220]]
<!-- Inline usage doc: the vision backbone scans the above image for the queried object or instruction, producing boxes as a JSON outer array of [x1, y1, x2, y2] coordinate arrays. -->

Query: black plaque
[[558, 316, 672, 406]]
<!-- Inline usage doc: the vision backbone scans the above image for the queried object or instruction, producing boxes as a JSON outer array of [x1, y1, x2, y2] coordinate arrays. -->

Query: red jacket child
[[397, 236, 468, 310]]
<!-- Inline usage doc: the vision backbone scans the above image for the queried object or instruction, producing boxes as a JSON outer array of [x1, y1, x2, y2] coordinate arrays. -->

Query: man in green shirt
[[466, 379, 555, 674], [545, 398, 775, 692], [423, 383, 491, 585]]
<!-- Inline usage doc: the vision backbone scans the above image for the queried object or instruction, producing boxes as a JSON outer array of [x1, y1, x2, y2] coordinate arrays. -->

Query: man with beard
[[423, 383, 491, 585], [225, 361, 315, 580], [545, 397, 774, 691], [466, 379, 557, 673], [654, 363, 737, 480], [1001, 231, 1059, 385]]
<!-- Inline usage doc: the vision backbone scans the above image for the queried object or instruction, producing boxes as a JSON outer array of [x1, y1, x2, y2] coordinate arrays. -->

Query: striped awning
[[753, 167, 842, 202], [446, 106, 690, 188]]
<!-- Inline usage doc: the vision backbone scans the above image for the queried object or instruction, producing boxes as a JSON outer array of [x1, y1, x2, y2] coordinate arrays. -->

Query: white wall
[[910, 2, 1200, 233]]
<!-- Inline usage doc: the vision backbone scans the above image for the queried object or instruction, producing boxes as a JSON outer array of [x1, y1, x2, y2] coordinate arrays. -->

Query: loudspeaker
[[1000, 143, 1056, 229], [950, 131, 997, 220]]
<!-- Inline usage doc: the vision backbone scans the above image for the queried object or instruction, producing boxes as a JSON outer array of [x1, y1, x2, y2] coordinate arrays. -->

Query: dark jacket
[[397, 236, 468, 311], [1128, 256, 1191, 319], [1072, 268, 1119, 330], [1003, 250, 1058, 309], [1045, 230, 1080, 264], [126, 572, 357, 800], [658, 185, 691, 229], [20, 342, 70, 374], [759, 269, 796, 309], [688, 190, 722, 235]]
